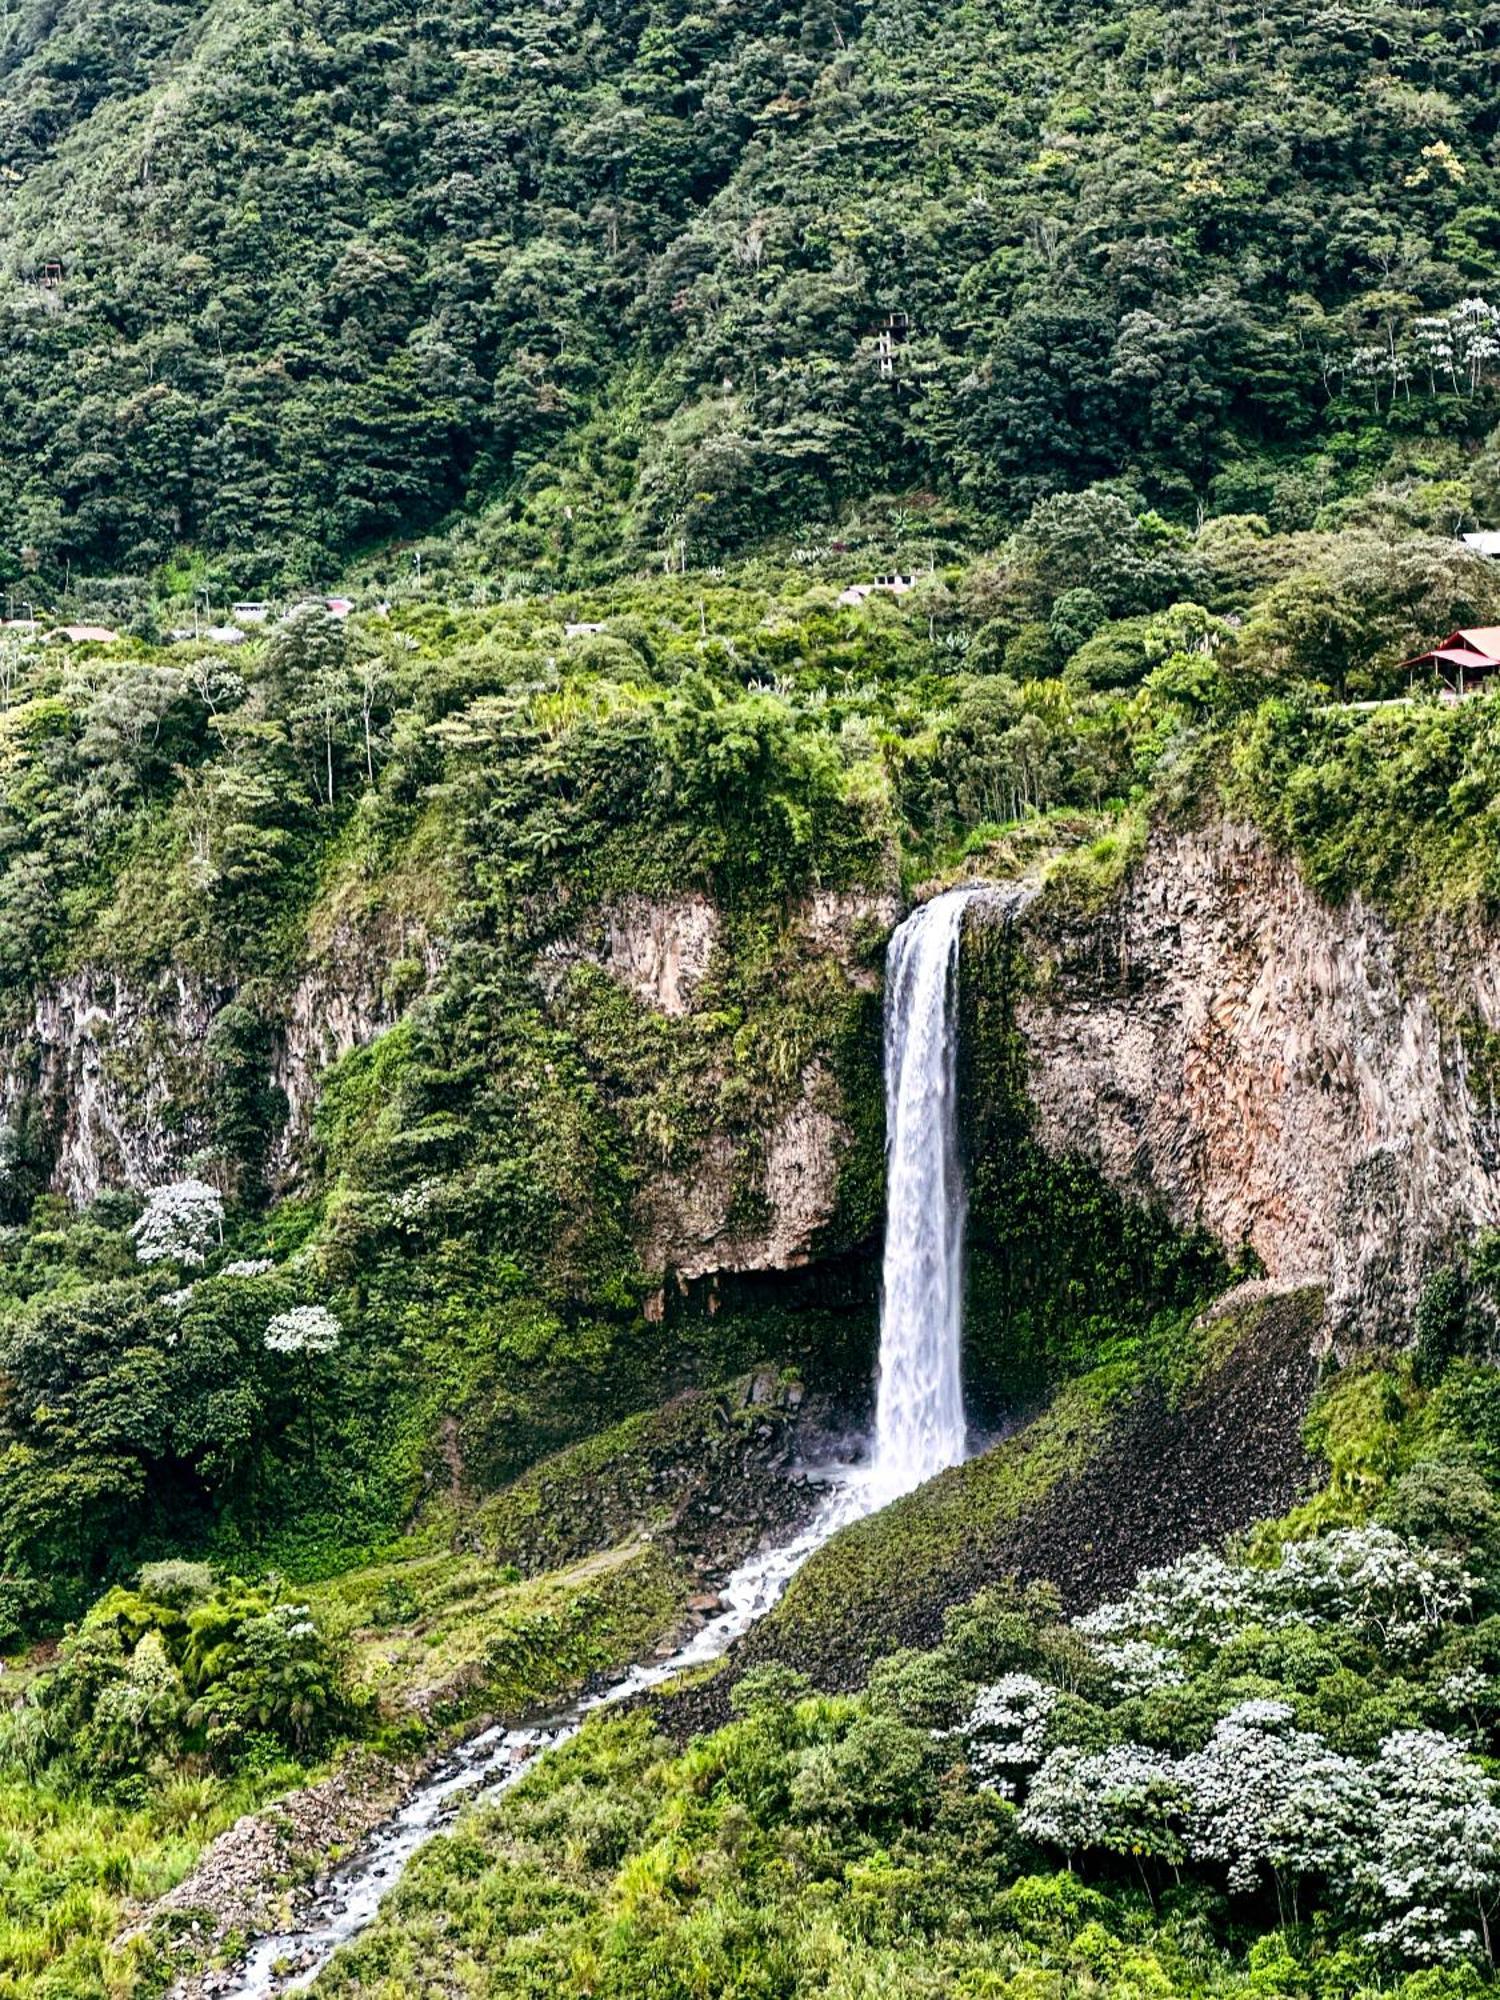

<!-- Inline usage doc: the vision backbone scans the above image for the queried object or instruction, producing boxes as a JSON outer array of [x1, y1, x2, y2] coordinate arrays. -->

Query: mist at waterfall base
[[222, 884, 991, 1996]]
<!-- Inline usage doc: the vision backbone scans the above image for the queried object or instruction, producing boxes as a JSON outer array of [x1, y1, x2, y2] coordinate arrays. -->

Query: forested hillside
[[13, 2, 1500, 1997], [3, 0, 1500, 588]]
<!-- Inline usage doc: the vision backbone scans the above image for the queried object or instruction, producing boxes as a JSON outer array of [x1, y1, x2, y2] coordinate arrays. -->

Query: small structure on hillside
[[1403, 626, 1500, 699], [1462, 531, 1500, 558], [565, 620, 607, 639], [837, 573, 920, 608], [52, 623, 119, 644], [232, 601, 271, 625]]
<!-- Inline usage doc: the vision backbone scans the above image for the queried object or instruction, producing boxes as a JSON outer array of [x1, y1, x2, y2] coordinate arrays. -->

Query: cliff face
[[9, 822, 1491, 1345], [0, 887, 890, 1296], [1014, 821, 1500, 1342]]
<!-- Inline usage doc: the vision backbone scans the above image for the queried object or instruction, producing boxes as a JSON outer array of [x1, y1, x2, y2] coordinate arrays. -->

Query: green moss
[[472, 1380, 798, 1575], [758, 1358, 1136, 1679], [1035, 806, 1147, 921], [311, 1540, 687, 1731]]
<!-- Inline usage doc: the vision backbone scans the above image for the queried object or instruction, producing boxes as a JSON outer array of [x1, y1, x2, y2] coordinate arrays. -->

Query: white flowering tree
[[263, 1305, 341, 1355], [961, 1674, 1057, 1797], [263, 1305, 342, 1469], [1358, 1730, 1500, 1965], [1183, 1700, 1374, 1914], [132, 1178, 224, 1267], [1020, 1742, 1189, 1869], [1078, 1528, 1472, 1668]]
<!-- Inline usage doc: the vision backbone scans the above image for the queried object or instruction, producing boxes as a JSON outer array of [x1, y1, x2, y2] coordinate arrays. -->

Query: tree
[[131, 1178, 224, 1267], [1359, 1729, 1500, 1964]]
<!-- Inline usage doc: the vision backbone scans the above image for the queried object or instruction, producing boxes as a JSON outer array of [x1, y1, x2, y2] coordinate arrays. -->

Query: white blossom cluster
[[131, 1178, 224, 1267], [1011, 1697, 1500, 1964], [220, 1258, 276, 1278], [1096, 1638, 1188, 1699], [1020, 1742, 1187, 1858], [262, 1305, 342, 1355], [1182, 1700, 1374, 1894], [960, 1673, 1057, 1795], [387, 1180, 445, 1226], [1078, 1528, 1473, 1664], [1360, 1730, 1500, 1963]]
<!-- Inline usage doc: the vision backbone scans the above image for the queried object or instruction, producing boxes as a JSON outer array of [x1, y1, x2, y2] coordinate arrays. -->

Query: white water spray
[[869, 885, 988, 1504]]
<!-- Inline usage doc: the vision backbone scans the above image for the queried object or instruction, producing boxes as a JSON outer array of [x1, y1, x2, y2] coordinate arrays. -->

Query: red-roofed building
[[1403, 627, 1500, 699]]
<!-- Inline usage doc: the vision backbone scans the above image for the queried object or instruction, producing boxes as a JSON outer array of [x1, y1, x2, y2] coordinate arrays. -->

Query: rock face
[[0, 968, 226, 1203], [633, 1059, 852, 1295], [269, 915, 442, 1174], [1014, 821, 1500, 1341], [619, 888, 897, 1293]]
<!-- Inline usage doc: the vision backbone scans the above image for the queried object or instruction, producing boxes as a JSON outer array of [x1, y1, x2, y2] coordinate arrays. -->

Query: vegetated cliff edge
[[0, 882, 893, 1294], [1013, 818, 1500, 1344], [3, 812, 1490, 1350]]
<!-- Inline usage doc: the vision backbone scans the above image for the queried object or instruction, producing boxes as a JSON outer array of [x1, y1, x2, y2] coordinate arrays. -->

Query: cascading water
[[868, 885, 987, 1504], [215, 881, 1016, 1997]]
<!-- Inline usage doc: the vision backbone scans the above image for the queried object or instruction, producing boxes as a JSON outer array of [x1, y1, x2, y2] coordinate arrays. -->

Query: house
[[836, 573, 920, 607], [1403, 627, 1500, 699], [52, 624, 119, 644], [232, 601, 272, 625], [1462, 532, 1500, 558], [565, 620, 607, 639]]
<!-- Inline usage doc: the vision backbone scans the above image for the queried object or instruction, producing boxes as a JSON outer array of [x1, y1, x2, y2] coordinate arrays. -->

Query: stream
[[220, 883, 1004, 1996]]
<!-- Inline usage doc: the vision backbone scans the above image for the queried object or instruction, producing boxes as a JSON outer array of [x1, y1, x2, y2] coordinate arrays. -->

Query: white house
[[836, 573, 921, 607]]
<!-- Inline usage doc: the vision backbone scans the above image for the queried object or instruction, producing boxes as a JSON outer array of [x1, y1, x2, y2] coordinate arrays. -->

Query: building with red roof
[[1403, 627, 1500, 699]]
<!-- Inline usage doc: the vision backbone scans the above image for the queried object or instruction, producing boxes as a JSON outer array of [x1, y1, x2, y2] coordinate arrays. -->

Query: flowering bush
[[1021, 1743, 1189, 1863], [1182, 1700, 1374, 1897], [1078, 1527, 1473, 1664], [220, 1258, 276, 1278], [131, 1178, 224, 1267], [961, 1673, 1057, 1795], [1357, 1729, 1500, 1964], [263, 1305, 342, 1354]]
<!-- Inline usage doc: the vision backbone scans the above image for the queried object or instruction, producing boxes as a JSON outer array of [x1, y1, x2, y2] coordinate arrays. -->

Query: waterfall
[[214, 878, 1019, 1997], [868, 884, 990, 1505]]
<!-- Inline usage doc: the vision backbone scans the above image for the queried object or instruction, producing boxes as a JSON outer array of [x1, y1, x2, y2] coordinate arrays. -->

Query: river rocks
[[128, 1751, 408, 1995]]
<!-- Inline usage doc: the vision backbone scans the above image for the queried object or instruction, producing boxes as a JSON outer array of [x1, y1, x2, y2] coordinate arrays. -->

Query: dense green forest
[[11, 0, 1500, 1994], [4, 0, 1500, 588]]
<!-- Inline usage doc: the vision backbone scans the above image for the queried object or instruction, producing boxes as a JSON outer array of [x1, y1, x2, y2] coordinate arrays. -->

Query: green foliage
[[2, 2, 1500, 583]]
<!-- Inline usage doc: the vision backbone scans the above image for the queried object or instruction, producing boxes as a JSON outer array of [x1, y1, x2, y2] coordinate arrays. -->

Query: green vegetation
[[303, 1346, 1500, 2000], [14, 4, 1500, 1992], [5, 0, 1500, 588]]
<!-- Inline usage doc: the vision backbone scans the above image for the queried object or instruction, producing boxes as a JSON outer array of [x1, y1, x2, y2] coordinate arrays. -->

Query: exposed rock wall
[[269, 916, 442, 1175], [1013, 821, 1500, 1341], [0, 968, 226, 1203], [619, 888, 899, 1294]]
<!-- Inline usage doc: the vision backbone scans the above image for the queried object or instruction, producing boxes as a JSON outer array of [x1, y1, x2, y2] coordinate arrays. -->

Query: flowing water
[[220, 884, 1005, 1997], [869, 884, 991, 1505]]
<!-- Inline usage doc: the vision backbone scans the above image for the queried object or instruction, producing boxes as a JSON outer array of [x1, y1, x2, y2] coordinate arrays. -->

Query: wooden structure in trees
[[1403, 627, 1500, 699]]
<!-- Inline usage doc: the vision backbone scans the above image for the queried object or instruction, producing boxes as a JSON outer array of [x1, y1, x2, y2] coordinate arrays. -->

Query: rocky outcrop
[[633, 1060, 851, 1298], [1012, 821, 1500, 1342], [269, 916, 442, 1174], [552, 885, 898, 1294], [0, 968, 226, 1202]]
